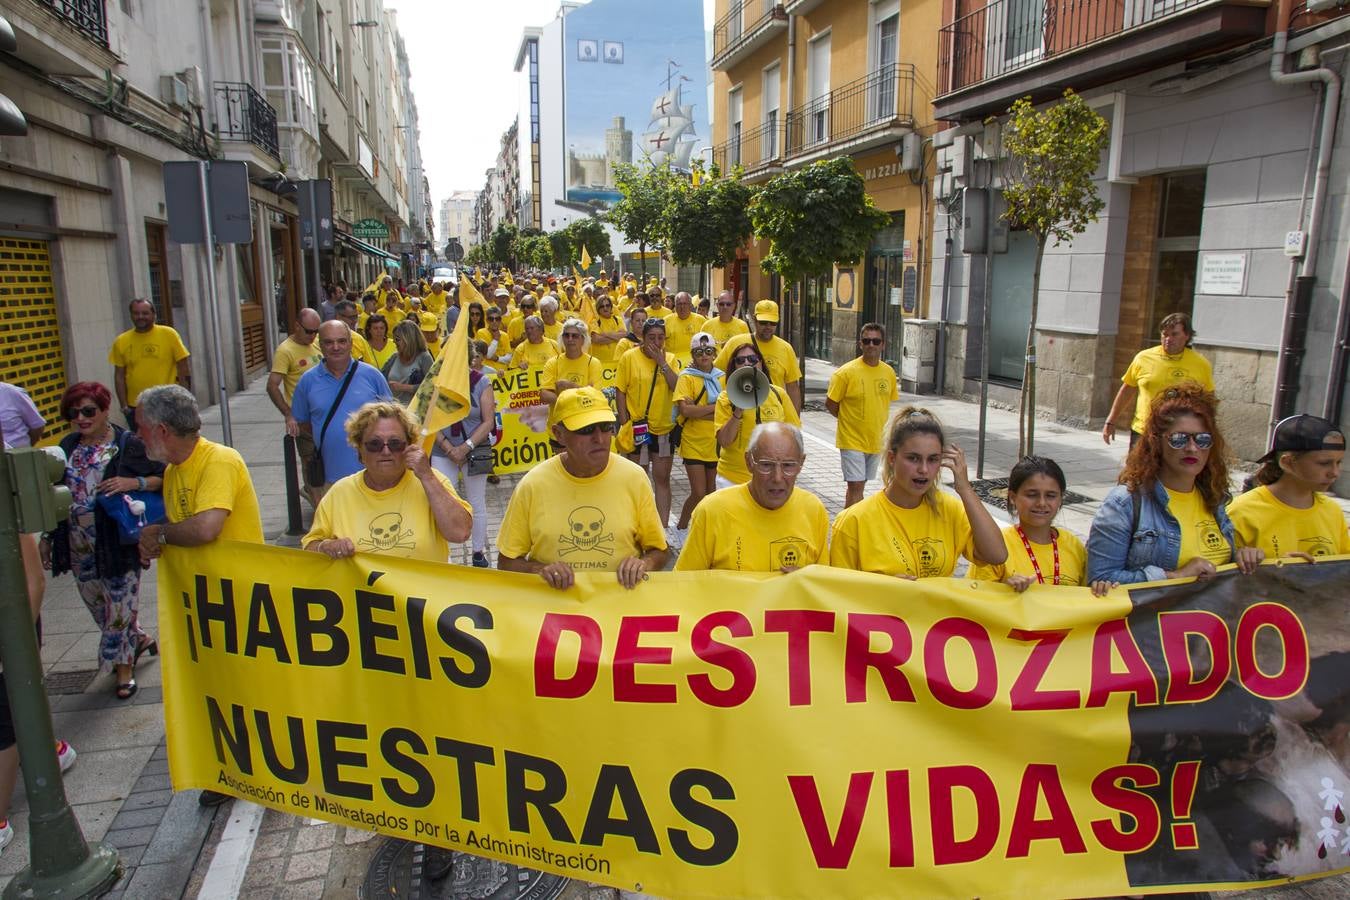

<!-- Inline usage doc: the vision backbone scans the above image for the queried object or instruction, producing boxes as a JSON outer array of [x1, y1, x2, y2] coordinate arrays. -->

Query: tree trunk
[[1019, 237, 1048, 458], [639, 242, 647, 281]]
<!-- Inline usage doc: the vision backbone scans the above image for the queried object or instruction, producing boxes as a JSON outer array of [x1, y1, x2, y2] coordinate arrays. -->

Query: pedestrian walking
[[826, 322, 899, 508], [108, 298, 190, 429]]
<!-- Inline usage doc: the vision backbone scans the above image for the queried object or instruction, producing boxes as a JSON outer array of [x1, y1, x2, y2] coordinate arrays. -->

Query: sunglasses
[[861, 337, 883, 346], [65, 404, 101, 421], [732, 356, 759, 366], [573, 421, 616, 436], [693, 347, 716, 356], [363, 438, 409, 453], [1166, 431, 1213, 450]]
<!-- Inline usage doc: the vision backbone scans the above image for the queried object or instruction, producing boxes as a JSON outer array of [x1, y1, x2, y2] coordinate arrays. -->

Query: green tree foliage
[[489, 223, 519, 268], [462, 243, 488, 268], [512, 232, 553, 271], [665, 164, 755, 272], [563, 218, 611, 265], [749, 157, 891, 283], [1000, 88, 1109, 455], [608, 163, 675, 278], [546, 230, 573, 270]]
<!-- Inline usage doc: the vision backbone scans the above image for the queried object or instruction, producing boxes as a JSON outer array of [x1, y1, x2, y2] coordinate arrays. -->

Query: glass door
[[804, 275, 833, 360], [988, 230, 1036, 382]]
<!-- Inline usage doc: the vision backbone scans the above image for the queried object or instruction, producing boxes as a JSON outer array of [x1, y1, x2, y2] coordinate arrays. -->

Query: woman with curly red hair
[[1087, 382, 1263, 584]]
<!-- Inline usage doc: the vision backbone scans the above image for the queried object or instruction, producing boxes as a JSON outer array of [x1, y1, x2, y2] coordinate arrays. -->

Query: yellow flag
[[409, 275, 476, 451], [580, 244, 591, 270]]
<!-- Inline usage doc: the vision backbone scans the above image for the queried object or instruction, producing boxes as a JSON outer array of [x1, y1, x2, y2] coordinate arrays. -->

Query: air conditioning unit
[[159, 75, 190, 110]]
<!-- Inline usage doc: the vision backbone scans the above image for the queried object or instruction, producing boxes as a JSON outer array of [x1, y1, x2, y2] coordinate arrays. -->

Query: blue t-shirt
[[291, 359, 392, 482]]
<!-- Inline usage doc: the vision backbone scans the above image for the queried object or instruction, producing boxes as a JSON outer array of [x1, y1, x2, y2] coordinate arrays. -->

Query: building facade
[[929, 0, 1350, 461], [707, 0, 941, 369], [439, 191, 478, 252]]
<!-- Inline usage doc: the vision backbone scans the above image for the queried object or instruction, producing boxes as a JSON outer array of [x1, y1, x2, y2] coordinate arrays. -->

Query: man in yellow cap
[[714, 300, 803, 412], [497, 387, 667, 589], [419, 311, 443, 357], [423, 281, 451, 317]]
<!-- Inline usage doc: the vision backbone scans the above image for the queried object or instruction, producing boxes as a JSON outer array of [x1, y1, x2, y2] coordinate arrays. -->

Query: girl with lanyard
[[969, 456, 1115, 595]]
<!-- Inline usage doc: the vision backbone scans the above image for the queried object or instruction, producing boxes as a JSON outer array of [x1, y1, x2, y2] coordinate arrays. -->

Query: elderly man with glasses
[[703, 290, 749, 349], [675, 422, 828, 573]]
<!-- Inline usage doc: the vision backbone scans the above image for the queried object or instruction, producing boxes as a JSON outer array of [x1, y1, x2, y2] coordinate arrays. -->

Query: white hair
[[561, 317, 592, 354], [539, 295, 559, 314], [747, 421, 805, 457]]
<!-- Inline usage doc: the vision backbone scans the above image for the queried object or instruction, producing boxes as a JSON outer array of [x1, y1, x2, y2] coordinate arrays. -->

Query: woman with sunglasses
[[477, 308, 509, 367], [363, 314, 396, 371], [465, 302, 486, 342], [304, 401, 471, 563], [1087, 383, 1263, 584], [588, 295, 627, 364], [41, 382, 163, 699], [714, 345, 799, 490], [383, 320, 435, 405], [672, 332, 725, 542], [830, 407, 1006, 579]]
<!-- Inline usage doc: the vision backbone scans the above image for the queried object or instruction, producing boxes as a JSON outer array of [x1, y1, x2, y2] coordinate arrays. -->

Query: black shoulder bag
[[306, 361, 358, 487]]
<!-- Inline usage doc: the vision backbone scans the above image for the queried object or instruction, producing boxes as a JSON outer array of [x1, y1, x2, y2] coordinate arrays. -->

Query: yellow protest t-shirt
[[588, 315, 627, 363], [713, 384, 800, 485], [673, 372, 718, 463], [715, 334, 802, 390], [108, 325, 190, 405], [541, 354, 603, 394], [303, 468, 470, 563], [368, 339, 398, 372], [675, 484, 829, 573], [704, 316, 750, 348], [663, 312, 707, 363], [270, 336, 321, 403], [1228, 485, 1350, 560], [476, 328, 510, 365], [616, 347, 679, 435], [967, 525, 1088, 586], [542, 320, 564, 344], [827, 356, 899, 453], [347, 329, 377, 366], [380, 306, 407, 328], [515, 339, 560, 369], [423, 290, 450, 315], [497, 454, 667, 569], [1166, 487, 1231, 567], [506, 316, 527, 347], [164, 438, 263, 543], [1123, 346, 1214, 434], [830, 489, 975, 578]]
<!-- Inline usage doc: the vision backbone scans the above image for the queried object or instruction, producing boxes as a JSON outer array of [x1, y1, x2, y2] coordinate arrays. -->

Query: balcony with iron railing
[[711, 1, 788, 71], [785, 63, 917, 160], [38, 0, 108, 47], [936, 0, 1269, 119], [712, 118, 785, 179], [213, 82, 280, 161]]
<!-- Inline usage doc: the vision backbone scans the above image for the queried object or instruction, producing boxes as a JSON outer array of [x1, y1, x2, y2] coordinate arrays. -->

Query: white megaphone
[[726, 366, 771, 410]]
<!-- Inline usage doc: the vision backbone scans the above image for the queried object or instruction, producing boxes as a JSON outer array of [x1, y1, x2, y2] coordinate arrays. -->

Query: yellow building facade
[[709, 0, 940, 368]]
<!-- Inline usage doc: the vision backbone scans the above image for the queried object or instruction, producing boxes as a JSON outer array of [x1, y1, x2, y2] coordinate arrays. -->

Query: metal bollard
[[282, 434, 304, 535]]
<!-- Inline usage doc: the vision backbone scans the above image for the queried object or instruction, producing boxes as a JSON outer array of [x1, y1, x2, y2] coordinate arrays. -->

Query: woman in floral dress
[[41, 383, 163, 699]]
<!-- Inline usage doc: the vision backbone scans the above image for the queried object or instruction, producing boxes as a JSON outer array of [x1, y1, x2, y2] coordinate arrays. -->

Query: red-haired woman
[[1087, 383, 1263, 584], [40, 382, 163, 699]]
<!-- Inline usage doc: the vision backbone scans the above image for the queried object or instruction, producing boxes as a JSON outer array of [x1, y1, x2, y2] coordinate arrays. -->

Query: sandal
[[116, 680, 137, 700], [134, 638, 158, 665]]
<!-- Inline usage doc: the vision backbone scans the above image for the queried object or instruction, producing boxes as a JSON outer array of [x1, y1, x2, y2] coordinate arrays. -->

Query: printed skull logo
[[358, 512, 416, 553], [558, 505, 614, 557]]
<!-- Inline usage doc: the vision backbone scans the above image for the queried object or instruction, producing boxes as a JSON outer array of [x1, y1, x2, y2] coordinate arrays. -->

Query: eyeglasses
[[693, 347, 716, 356], [1166, 431, 1213, 450], [302, 326, 319, 335], [363, 438, 409, 453], [749, 456, 802, 476], [64, 404, 100, 421], [860, 338, 883, 346], [572, 421, 616, 436]]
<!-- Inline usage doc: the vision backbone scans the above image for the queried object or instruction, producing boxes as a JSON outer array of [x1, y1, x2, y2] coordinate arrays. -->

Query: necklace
[[1015, 525, 1060, 585]]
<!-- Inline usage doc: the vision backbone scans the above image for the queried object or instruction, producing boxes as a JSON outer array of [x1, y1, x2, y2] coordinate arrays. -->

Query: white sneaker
[[0, 820, 12, 854], [56, 740, 76, 773]]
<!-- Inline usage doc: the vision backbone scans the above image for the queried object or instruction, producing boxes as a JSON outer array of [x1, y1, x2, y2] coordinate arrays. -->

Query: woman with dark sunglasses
[[42, 382, 163, 699], [303, 401, 471, 563], [1087, 382, 1263, 584]]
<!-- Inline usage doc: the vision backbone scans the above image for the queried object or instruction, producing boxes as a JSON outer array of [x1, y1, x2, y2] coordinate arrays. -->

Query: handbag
[[466, 444, 494, 476], [96, 491, 166, 544], [306, 361, 359, 486], [628, 359, 661, 448]]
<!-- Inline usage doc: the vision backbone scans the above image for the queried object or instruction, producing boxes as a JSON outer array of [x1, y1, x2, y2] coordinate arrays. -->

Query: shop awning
[[337, 231, 401, 264]]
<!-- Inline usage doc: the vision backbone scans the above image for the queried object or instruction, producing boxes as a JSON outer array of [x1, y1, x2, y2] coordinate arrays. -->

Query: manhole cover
[[46, 669, 98, 695], [364, 839, 570, 900], [969, 477, 1093, 510]]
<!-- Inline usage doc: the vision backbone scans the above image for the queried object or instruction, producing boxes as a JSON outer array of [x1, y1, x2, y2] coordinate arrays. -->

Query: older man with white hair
[[675, 422, 828, 572], [538, 295, 564, 344]]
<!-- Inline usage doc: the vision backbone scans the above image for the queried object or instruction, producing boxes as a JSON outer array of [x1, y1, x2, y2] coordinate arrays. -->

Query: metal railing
[[712, 1, 786, 63], [38, 0, 108, 47], [785, 63, 916, 157], [939, 0, 1214, 94], [213, 82, 280, 160], [712, 118, 784, 174]]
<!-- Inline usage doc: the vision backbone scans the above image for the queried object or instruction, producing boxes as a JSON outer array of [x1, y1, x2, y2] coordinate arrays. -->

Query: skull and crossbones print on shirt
[[358, 511, 417, 553], [558, 505, 615, 557]]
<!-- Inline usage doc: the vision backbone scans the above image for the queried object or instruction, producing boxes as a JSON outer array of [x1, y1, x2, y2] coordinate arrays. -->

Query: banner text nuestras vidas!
[[187, 574, 1310, 711]]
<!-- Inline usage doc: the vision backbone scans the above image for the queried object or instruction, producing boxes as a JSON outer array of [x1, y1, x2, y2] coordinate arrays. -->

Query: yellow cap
[[551, 387, 616, 431], [419, 312, 439, 330], [754, 299, 779, 323]]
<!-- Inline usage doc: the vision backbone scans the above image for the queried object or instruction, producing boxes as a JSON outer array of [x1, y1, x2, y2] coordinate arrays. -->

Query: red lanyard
[[1015, 526, 1060, 585]]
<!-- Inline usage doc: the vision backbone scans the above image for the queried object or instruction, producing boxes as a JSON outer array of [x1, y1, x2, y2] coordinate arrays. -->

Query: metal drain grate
[[46, 669, 99, 695], [969, 477, 1094, 510]]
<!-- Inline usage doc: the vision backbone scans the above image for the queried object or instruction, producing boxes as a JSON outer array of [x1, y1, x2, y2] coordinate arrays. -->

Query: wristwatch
[[158, 528, 169, 546], [465, 439, 475, 450]]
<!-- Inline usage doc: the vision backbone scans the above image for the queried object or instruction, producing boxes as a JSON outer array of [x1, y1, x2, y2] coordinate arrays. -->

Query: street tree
[[1000, 88, 1109, 456], [665, 164, 755, 296], [564, 218, 611, 267], [609, 163, 674, 280], [546, 230, 572, 270], [489, 223, 519, 269], [750, 157, 891, 284]]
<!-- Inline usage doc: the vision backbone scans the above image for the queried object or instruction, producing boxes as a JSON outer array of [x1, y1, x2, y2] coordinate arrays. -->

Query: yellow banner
[[159, 547, 1350, 898], [487, 366, 552, 475]]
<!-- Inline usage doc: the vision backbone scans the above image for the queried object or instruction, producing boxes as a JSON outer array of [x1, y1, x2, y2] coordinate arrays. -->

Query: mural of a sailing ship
[[561, 0, 706, 211]]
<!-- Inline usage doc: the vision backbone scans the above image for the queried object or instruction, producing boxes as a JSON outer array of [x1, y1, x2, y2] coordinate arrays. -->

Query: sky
[[387, 0, 715, 218]]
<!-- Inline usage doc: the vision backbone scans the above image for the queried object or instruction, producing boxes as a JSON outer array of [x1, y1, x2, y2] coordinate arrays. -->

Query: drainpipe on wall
[[1269, 0, 1342, 427]]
